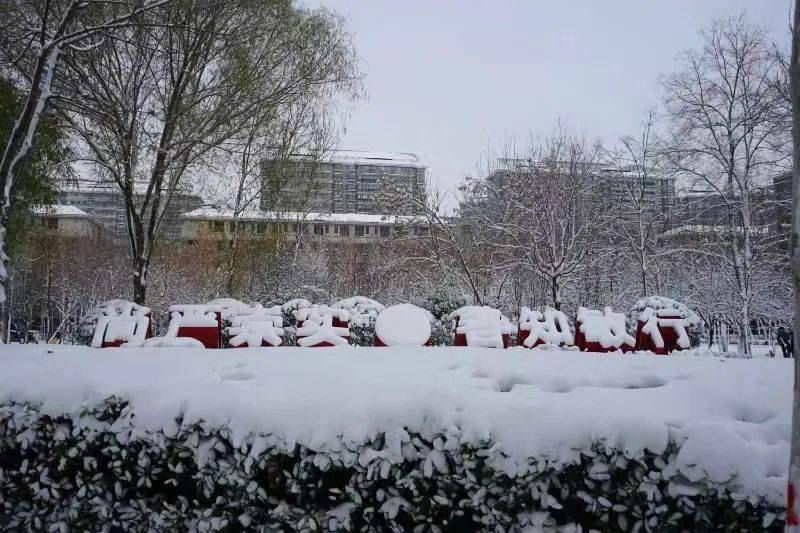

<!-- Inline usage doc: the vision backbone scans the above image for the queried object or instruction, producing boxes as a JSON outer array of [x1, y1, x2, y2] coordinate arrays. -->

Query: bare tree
[[606, 109, 673, 296], [661, 15, 790, 355]]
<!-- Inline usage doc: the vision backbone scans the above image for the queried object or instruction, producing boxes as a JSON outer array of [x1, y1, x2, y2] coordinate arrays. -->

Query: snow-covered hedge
[[0, 398, 782, 531]]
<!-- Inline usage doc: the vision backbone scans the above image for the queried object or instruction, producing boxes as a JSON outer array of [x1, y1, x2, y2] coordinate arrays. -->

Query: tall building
[[482, 159, 676, 223], [261, 150, 427, 215], [57, 181, 202, 242]]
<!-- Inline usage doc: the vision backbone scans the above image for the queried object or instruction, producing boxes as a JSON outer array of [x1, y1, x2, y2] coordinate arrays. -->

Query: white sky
[[314, 1, 791, 211]]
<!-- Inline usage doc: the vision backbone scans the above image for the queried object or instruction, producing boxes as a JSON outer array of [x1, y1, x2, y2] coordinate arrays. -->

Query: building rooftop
[[273, 150, 426, 169], [31, 205, 91, 218], [182, 207, 428, 226]]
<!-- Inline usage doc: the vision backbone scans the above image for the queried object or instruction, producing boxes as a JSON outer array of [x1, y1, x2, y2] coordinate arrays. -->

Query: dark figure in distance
[[777, 326, 794, 358]]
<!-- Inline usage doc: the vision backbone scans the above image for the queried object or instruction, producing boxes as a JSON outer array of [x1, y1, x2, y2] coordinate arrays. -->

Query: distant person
[[777, 326, 794, 359]]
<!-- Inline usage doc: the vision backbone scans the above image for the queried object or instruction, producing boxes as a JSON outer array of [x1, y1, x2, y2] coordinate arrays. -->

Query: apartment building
[[261, 150, 427, 215], [57, 182, 202, 242], [482, 159, 676, 223]]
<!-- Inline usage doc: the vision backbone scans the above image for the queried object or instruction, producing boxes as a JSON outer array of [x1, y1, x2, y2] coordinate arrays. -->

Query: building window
[[380, 226, 389, 237], [47, 218, 58, 230], [211, 220, 224, 232], [314, 224, 324, 235], [355, 225, 364, 237]]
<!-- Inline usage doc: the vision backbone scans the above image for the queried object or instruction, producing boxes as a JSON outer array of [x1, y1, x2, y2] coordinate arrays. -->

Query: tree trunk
[[787, 0, 800, 526], [551, 276, 561, 311], [132, 255, 148, 305]]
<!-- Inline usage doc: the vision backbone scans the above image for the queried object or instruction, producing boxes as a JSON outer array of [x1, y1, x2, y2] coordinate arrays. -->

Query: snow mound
[[124, 337, 206, 348], [0, 345, 789, 506], [375, 304, 431, 346]]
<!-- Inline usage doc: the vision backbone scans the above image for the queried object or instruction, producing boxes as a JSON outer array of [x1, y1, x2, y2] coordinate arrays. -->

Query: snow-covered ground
[[0, 344, 791, 506]]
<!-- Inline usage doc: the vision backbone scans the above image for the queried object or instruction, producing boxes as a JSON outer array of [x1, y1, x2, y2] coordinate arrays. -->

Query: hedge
[[0, 398, 783, 531]]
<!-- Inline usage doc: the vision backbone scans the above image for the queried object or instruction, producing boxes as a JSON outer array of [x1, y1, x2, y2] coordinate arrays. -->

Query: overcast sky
[[314, 1, 791, 210]]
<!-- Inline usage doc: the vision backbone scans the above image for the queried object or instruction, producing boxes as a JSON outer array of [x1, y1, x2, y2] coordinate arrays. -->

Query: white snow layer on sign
[[519, 307, 574, 347], [90, 315, 149, 348], [577, 307, 635, 349], [166, 307, 219, 332], [294, 305, 350, 325], [296, 314, 350, 346], [639, 308, 691, 350], [0, 345, 790, 506], [450, 306, 514, 347], [631, 296, 700, 324], [374, 304, 431, 346]]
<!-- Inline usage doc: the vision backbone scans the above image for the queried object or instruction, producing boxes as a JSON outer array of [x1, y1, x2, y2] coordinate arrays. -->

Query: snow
[[294, 305, 349, 325], [374, 304, 431, 346], [519, 307, 574, 347], [166, 307, 218, 333], [30, 204, 90, 217], [91, 315, 149, 347], [229, 322, 283, 347], [0, 344, 790, 506], [88, 299, 151, 318], [296, 314, 350, 346], [450, 306, 514, 347], [228, 309, 285, 347], [631, 296, 699, 324], [182, 207, 427, 226], [126, 337, 206, 348], [333, 296, 385, 327], [577, 307, 635, 349], [279, 149, 425, 168]]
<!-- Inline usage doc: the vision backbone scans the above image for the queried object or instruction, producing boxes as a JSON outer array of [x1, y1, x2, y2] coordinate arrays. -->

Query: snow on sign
[[296, 313, 350, 347], [88, 300, 153, 348], [92, 315, 151, 348], [636, 309, 692, 355], [294, 305, 350, 329], [518, 307, 574, 348], [449, 306, 514, 348], [631, 296, 700, 355], [575, 306, 635, 353], [166, 305, 222, 349], [228, 307, 285, 348], [374, 304, 431, 346]]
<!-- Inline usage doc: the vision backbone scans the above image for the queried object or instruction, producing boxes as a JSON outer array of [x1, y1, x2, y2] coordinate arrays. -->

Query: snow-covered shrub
[[628, 296, 702, 348], [0, 398, 783, 531], [332, 296, 385, 346]]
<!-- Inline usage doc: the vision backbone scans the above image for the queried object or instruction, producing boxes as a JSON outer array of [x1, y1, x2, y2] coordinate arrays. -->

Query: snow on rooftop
[[0, 344, 791, 506], [58, 179, 197, 197], [273, 150, 426, 169], [31, 204, 90, 217], [182, 207, 428, 226]]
